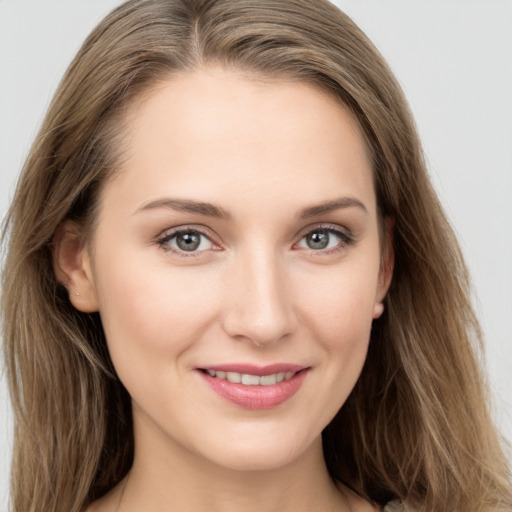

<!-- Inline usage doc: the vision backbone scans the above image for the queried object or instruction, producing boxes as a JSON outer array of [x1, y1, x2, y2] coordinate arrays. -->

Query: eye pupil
[[177, 232, 201, 251], [306, 230, 329, 250]]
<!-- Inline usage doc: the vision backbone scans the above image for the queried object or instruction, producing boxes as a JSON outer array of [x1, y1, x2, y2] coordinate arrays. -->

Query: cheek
[[92, 248, 220, 373], [279, 261, 379, 434], [296, 256, 380, 390], [299, 258, 380, 343]]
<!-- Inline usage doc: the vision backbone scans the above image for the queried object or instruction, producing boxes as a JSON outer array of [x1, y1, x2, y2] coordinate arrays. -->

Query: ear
[[52, 220, 99, 313], [373, 217, 395, 319]]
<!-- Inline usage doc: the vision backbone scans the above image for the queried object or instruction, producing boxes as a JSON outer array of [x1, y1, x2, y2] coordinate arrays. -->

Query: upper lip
[[198, 363, 308, 376]]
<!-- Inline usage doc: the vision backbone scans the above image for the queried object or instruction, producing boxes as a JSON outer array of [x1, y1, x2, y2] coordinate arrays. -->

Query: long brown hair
[[2, 1, 511, 511]]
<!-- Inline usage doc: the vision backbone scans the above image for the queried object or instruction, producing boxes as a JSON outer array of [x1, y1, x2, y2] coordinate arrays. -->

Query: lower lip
[[199, 370, 309, 410]]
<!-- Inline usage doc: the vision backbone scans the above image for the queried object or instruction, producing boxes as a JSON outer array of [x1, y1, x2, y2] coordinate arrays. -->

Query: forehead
[[101, 67, 376, 219]]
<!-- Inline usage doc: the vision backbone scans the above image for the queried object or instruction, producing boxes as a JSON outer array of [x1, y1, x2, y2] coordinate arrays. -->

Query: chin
[[190, 427, 320, 473]]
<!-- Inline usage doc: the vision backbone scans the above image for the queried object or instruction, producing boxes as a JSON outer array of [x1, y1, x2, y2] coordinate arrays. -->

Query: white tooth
[[216, 370, 226, 379], [226, 372, 241, 383], [260, 374, 277, 386], [207, 370, 216, 377], [241, 374, 260, 386], [284, 371, 295, 380], [276, 372, 285, 383]]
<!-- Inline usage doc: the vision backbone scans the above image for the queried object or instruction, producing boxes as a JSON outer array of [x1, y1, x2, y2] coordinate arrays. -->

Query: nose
[[221, 248, 297, 347]]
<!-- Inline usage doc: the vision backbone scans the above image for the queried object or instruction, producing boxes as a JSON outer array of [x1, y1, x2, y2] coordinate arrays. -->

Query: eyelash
[[156, 224, 354, 257], [157, 227, 219, 258], [295, 224, 355, 256]]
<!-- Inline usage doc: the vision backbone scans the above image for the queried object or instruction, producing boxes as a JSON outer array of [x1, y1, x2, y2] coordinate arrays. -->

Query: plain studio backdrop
[[0, 0, 511, 508]]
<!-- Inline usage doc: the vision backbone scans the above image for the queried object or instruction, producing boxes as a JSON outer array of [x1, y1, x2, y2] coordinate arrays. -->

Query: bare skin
[[88, 446, 380, 512], [58, 68, 392, 512], [86, 434, 380, 512]]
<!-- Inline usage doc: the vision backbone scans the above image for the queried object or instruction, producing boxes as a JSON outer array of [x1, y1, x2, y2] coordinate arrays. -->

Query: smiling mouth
[[199, 366, 309, 409], [202, 369, 298, 386]]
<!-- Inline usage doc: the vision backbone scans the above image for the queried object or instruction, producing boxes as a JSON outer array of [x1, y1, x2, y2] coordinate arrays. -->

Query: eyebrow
[[134, 195, 367, 219], [134, 198, 231, 219], [299, 197, 368, 218]]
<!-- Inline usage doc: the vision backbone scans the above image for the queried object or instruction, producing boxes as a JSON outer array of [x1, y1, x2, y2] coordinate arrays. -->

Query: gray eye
[[160, 229, 214, 254], [176, 231, 202, 251], [305, 230, 330, 250], [297, 228, 348, 252]]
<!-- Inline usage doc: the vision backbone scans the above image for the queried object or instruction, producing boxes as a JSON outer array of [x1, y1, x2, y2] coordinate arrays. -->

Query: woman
[[1, 1, 511, 511]]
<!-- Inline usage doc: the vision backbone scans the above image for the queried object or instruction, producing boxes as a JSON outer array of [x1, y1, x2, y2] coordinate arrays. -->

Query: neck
[[113, 411, 351, 512]]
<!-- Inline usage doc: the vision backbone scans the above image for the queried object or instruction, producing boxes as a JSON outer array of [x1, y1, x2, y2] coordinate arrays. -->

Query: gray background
[[1, 1, 511, 508]]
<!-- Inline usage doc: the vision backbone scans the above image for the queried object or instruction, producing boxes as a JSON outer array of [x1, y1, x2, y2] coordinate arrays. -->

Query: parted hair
[[2, 1, 511, 511]]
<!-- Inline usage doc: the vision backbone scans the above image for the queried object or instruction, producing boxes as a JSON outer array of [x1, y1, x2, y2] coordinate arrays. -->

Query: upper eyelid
[[157, 224, 218, 241], [294, 223, 353, 241]]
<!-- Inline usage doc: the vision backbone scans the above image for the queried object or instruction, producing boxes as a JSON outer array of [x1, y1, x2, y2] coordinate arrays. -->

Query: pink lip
[[197, 364, 309, 410]]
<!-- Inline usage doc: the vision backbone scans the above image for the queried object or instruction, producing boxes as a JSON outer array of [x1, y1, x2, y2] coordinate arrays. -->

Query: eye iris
[[176, 232, 201, 251], [306, 230, 329, 250]]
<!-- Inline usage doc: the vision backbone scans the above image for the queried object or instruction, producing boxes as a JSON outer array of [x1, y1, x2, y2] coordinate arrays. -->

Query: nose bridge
[[223, 244, 296, 346]]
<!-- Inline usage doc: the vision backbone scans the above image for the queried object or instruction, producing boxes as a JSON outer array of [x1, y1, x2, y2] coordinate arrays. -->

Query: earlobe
[[372, 302, 385, 319], [52, 221, 99, 313]]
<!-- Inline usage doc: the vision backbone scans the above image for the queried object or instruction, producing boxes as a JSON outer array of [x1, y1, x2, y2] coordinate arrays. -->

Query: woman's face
[[68, 68, 392, 472]]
